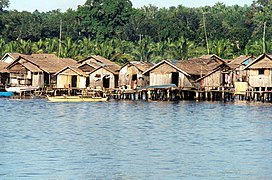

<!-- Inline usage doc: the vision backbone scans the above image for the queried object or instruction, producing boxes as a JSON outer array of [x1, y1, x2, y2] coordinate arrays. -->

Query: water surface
[[0, 99, 272, 179]]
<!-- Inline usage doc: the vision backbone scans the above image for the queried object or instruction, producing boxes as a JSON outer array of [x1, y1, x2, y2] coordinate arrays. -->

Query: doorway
[[103, 75, 110, 88], [86, 77, 90, 87], [71, 76, 77, 87], [171, 72, 179, 86]]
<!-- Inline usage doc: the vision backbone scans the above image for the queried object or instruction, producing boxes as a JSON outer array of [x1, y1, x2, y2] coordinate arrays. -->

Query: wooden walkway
[[7, 86, 272, 103]]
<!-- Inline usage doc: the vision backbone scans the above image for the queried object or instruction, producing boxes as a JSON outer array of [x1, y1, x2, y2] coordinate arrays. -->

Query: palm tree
[[210, 39, 233, 58], [132, 36, 154, 62]]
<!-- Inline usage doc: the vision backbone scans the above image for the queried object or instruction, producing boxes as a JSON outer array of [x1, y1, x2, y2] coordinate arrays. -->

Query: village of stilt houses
[[0, 52, 271, 103]]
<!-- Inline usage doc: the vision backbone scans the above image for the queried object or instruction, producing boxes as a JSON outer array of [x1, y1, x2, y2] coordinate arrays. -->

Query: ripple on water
[[0, 99, 272, 179]]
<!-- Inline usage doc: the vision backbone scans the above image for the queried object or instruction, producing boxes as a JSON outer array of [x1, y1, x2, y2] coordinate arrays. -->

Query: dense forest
[[0, 0, 271, 63]]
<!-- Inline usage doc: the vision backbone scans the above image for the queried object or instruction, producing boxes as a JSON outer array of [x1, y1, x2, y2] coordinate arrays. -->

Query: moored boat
[[6, 86, 39, 93], [0, 91, 13, 97], [47, 95, 109, 102]]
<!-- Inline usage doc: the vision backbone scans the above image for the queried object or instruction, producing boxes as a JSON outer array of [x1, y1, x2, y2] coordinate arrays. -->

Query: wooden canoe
[[47, 95, 109, 102]]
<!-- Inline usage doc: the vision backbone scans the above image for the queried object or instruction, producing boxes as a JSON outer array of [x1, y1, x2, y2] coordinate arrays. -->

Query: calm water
[[0, 99, 272, 179]]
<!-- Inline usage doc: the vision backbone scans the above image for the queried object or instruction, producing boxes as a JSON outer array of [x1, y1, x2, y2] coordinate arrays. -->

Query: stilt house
[[143, 60, 193, 88], [89, 66, 119, 89], [55, 66, 88, 89], [176, 55, 231, 90], [79, 55, 121, 89], [119, 61, 153, 89], [6, 54, 77, 87], [228, 55, 254, 82], [244, 53, 272, 91]]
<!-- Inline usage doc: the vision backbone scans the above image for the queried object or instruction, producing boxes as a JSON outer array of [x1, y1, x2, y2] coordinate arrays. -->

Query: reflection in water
[[0, 99, 272, 179]]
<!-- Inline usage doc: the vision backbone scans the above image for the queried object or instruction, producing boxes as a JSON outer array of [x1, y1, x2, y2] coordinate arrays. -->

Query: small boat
[[6, 86, 39, 93], [47, 95, 109, 102], [0, 91, 13, 97]]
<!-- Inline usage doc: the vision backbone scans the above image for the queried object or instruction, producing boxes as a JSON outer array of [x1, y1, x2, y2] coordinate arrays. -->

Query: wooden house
[[195, 64, 231, 90], [143, 60, 193, 88], [176, 55, 231, 90], [7, 56, 44, 87], [6, 54, 77, 87], [244, 53, 272, 90], [89, 66, 119, 89], [79, 55, 121, 89], [228, 55, 254, 82], [55, 66, 88, 89], [119, 61, 153, 89]]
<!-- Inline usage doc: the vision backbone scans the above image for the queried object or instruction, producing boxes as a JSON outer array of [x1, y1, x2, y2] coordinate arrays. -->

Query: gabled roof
[[78, 62, 101, 70], [244, 53, 272, 69], [121, 61, 154, 72], [199, 54, 226, 64], [7, 54, 77, 74], [7, 56, 43, 73], [194, 63, 230, 82], [89, 66, 118, 75], [55, 66, 88, 77], [78, 55, 121, 72], [0, 52, 23, 63], [143, 60, 190, 76], [176, 56, 225, 76], [22, 61, 43, 73], [228, 55, 253, 69]]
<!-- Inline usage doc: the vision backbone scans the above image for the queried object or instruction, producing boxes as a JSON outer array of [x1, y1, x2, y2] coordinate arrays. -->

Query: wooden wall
[[248, 69, 272, 87], [200, 70, 222, 90], [119, 65, 149, 88], [233, 65, 248, 82], [149, 63, 192, 87], [57, 75, 71, 88], [89, 68, 116, 89], [9, 64, 44, 87], [56, 69, 86, 88], [32, 73, 44, 87]]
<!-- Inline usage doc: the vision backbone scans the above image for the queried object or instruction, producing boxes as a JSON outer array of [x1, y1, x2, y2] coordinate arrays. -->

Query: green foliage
[[1, 0, 272, 63], [0, 0, 9, 11]]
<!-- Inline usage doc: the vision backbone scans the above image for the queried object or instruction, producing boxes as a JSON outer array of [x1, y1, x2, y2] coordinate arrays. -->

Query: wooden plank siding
[[247, 69, 272, 87], [244, 54, 272, 88], [148, 62, 192, 88], [8, 63, 44, 87], [200, 70, 222, 89], [56, 68, 87, 89], [119, 64, 150, 88], [89, 67, 116, 89]]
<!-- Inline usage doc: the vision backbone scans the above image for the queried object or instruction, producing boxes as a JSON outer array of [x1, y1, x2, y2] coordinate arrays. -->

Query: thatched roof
[[143, 60, 190, 76], [199, 54, 227, 63], [228, 55, 253, 69], [78, 55, 121, 72], [244, 54, 272, 69], [79, 62, 101, 69], [128, 61, 154, 72], [0, 62, 8, 73], [8, 54, 78, 73], [55, 66, 88, 77], [194, 64, 230, 82], [176, 57, 225, 76], [89, 65, 118, 75], [0, 52, 23, 63], [22, 61, 43, 73]]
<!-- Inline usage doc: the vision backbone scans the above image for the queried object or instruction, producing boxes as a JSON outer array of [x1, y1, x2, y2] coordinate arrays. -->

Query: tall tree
[[77, 0, 133, 39], [0, 0, 9, 11]]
